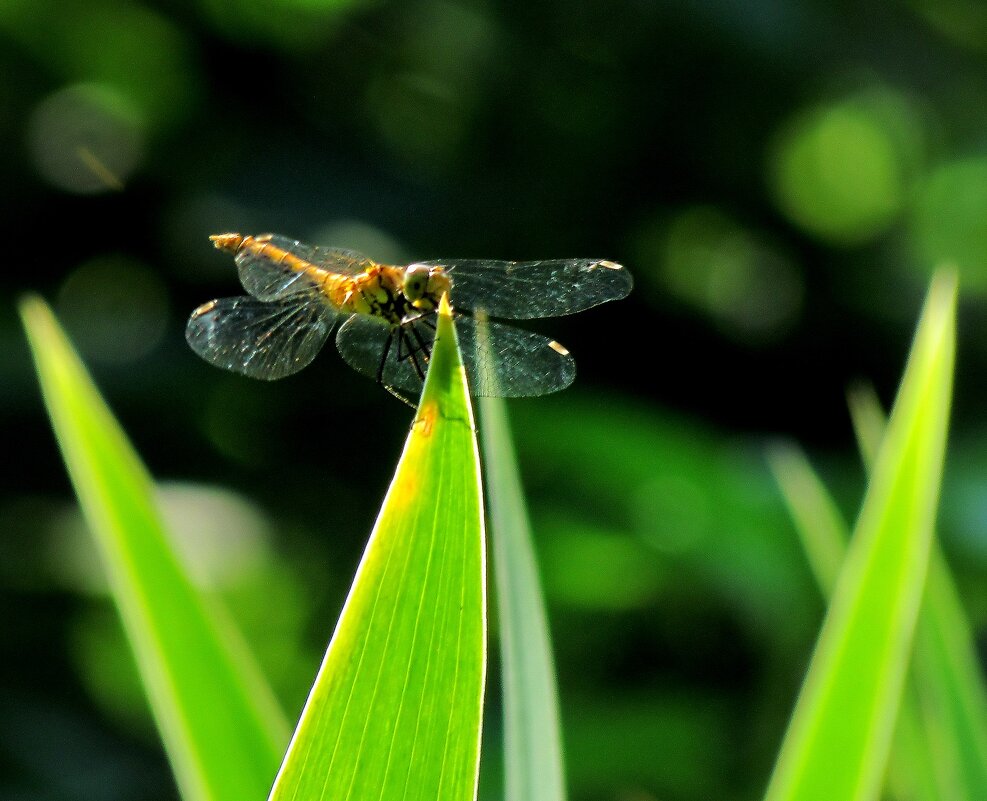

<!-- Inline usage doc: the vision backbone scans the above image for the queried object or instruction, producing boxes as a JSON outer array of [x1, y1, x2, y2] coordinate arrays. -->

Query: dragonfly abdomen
[[213, 232, 353, 304], [211, 232, 410, 322]]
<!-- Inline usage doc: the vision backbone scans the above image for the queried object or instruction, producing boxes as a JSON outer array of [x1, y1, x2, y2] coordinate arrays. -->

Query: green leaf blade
[[19, 296, 289, 801], [847, 388, 987, 800], [478, 393, 567, 801], [764, 271, 957, 801], [913, 553, 987, 798], [768, 442, 946, 801], [766, 442, 847, 595], [269, 296, 486, 801]]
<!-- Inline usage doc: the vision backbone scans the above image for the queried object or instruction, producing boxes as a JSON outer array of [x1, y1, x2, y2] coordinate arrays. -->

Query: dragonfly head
[[403, 264, 452, 310]]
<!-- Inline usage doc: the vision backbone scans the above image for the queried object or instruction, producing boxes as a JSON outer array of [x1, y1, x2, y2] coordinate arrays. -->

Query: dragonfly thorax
[[335, 263, 450, 326]]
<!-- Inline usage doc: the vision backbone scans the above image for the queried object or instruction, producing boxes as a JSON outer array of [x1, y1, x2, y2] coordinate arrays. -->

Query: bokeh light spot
[[59, 3, 198, 131], [311, 219, 407, 265], [363, 1, 496, 173], [48, 483, 273, 594], [201, 0, 363, 49], [541, 521, 664, 610], [910, 157, 987, 293], [633, 206, 803, 342], [156, 482, 273, 586], [28, 83, 144, 194], [4, 2, 199, 132], [366, 72, 470, 172], [634, 474, 710, 554], [909, 0, 987, 53], [768, 91, 922, 245], [56, 255, 169, 364]]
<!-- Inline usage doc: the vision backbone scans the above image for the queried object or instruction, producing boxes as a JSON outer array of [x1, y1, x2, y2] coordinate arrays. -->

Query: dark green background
[[3, 1, 987, 799]]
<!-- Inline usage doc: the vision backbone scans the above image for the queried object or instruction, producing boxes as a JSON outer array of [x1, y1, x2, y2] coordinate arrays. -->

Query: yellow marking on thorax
[[329, 265, 407, 322]]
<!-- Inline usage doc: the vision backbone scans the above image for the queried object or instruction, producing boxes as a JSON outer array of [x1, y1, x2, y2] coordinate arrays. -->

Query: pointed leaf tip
[[439, 291, 454, 318], [268, 280, 484, 801]]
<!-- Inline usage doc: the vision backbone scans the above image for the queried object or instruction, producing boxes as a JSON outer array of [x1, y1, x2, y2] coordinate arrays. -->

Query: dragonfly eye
[[403, 264, 430, 302], [427, 268, 452, 300]]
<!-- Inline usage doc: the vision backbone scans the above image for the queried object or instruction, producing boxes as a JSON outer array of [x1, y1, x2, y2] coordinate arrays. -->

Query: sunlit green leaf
[[268, 295, 486, 801], [19, 296, 289, 801], [771, 386, 987, 801], [767, 443, 941, 801], [764, 270, 956, 801], [848, 383, 987, 800]]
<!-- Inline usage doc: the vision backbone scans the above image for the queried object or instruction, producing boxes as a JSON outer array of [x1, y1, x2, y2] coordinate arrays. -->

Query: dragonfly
[[186, 233, 633, 402]]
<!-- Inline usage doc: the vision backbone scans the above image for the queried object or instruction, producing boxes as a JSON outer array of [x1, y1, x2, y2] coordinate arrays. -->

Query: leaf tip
[[929, 264, 959, 308], [765, 438, 798, 472], [439, 291, 456, 321], [17, 293, 51, 330]]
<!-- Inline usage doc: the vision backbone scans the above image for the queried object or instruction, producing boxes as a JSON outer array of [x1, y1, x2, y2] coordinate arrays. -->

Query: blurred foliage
[[5, 1, 987, 800], [768, 87, 924, 246]]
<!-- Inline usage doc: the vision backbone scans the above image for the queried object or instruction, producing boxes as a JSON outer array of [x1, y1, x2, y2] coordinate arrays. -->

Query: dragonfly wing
[[335, 315, 434, 396], [455, 316, 575, 397], [335, 313, 575, 398], [186, 296, 338, 380], [422, 258, 633, 319], [237, 235, 376, 301]]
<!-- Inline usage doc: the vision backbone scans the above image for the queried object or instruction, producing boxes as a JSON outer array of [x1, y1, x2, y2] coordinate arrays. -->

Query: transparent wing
[[186, 296, 338, 380], [456, 315, 575, 397], [237, 235, 376, 301], [335, 315, 430, 396], [334, 314, 575, 398], [420, 258, 633, 320]]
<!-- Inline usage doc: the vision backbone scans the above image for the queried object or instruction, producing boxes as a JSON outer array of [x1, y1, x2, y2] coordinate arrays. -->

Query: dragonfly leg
[[396, 313, 436, 363], [408, 321, 432, 362], [402, 309, 438, 331], [396, 326, 411, 362], [394, 326, 427, 381], [376, 329, 395, 385], [375, 330, 416, 406], [383, 383, 417, 408], [408, 345, 427, 381]]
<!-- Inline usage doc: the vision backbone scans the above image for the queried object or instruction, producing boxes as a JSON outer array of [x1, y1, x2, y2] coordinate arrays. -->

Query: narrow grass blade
[[763, 270, 956, 801], [910, 553, 987, 798], [269, 294, 486, 801], [765, 443, 846, 593], [767, 444, 941, 801], [478, 392, 567, 801], [19, 296, 289, 801], [846, 383, 885, 471], [848, 384, 987, 800]]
